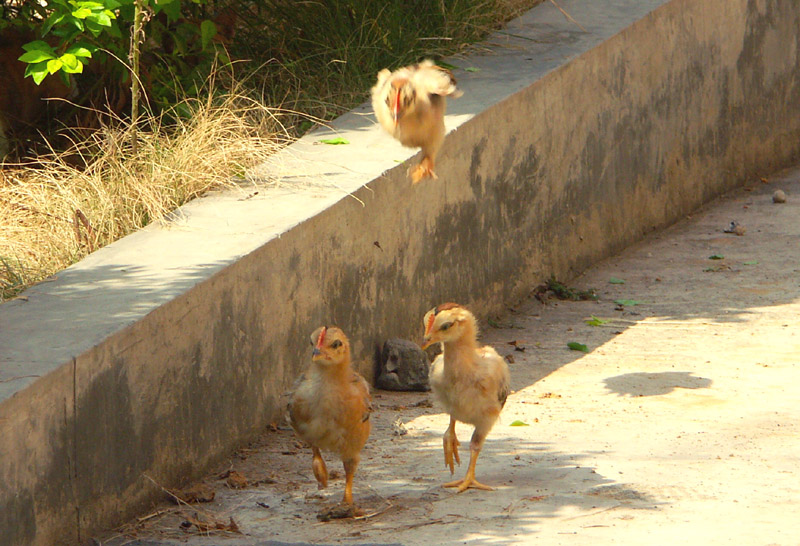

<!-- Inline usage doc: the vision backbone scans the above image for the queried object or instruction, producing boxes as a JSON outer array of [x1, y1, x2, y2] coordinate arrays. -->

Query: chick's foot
[[410, 157, 438, 184], [443, 431, 461, 474], [443, 474, 494, 493]]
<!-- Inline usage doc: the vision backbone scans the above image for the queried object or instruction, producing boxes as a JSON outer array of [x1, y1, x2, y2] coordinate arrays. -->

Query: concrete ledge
[[2, 0, 800, 543]]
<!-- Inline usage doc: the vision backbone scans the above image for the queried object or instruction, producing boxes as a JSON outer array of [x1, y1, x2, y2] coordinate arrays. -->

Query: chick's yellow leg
[[342, 457, 359, 505], [444, 431, 494, 492], [443, 417, 461, 474], [312, 447, 328, 489], [410, 155, 438, 184]]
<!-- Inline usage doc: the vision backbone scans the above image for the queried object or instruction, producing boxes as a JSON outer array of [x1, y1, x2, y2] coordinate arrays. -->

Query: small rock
[[392, 417, 408, 436], [376, 338, 430, 391], [773, 189, 787, 203], [723, 221, 746, 236]]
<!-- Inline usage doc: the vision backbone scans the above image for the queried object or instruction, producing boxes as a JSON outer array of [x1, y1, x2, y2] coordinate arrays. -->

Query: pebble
[[773, 189, 787, 203]]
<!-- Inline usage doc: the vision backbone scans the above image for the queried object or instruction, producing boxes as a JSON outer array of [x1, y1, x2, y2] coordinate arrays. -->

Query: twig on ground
[[549, 0, 588, 32]]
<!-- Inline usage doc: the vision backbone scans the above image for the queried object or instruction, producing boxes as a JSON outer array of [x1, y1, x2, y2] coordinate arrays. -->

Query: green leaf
[[464, 67, 480, 72], [71, 7, 92, 18], [22, 41, 54, 53], [200, 19, 217, 51], [65, 15, 85, 32], [42, 14, 66, 36], [708, 254, 724, 260], [106, 20, 122, 39], [567, 342, 589, 353], [317, 137, 350, 145], [84, 18, 104, 36], [608, 277, 626, 284], [585, 316, 609, 327], [159, 0, 181, 21], [436, 60, 459, 70], [46, 59, 63, 74], [614, 299, 642, 306], [24, 61, 50, 85], [743, 260, 759, 265], [66, 44, 93, 58], [87, 11, 112, 26], [509, 420, 529, 426], [19, 50, 56, 64], [59, 53, 83, 73]]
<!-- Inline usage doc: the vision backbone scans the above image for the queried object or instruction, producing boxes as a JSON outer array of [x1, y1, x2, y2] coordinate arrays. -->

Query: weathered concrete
[[2, 0, 800, 543]]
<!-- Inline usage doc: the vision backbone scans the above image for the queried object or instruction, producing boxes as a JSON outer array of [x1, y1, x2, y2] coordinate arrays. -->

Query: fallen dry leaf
[[172, 483, 215, 504], [184, 513, 240, 533], [540, 392, 562, 399], [225, 471, 248, 489]]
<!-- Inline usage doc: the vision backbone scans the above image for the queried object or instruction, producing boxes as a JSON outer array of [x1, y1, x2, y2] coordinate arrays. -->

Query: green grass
[[229, 0, 542, 132]]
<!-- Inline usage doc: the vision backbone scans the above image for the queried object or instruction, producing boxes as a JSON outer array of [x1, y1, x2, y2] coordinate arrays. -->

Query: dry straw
[[0, 85, 292, 301]]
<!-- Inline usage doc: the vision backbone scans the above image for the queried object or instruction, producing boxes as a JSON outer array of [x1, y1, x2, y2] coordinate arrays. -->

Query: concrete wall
[[2, 0, 799, 543]]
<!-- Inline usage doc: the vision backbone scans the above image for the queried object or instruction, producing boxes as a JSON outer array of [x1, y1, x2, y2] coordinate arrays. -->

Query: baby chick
[[288, 326, 372, 508], [371, 60, 463, 184], [421, 303, 510, 492]]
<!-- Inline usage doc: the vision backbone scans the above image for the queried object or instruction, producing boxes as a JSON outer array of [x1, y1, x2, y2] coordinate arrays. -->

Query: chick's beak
[[392, 91, 401, 126], [420, 337, 433, 350], [311, 347, 322, 359]]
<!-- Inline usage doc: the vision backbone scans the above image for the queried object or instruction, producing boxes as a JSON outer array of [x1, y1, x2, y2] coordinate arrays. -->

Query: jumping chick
[[371, 60, 463, 184], [288, 326, 372, 509], [421, 303, 510, 492]]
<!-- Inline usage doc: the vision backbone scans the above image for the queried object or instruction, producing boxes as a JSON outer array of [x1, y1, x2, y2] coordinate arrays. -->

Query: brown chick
[[288, 326, 372, 507], [371, 59, 463, 184], [421, 303, 510, 492]]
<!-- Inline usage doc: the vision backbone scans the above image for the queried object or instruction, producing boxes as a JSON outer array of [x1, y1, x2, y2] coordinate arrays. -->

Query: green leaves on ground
[[614, 299, 643, 306], [509, 420, 530, 426], [585, 316, 609, 327], [708, 254, 725, 260], [567, 342, 589, 353], [608, 277, 626, 284], [743, 260, 759, 265], [545, 278, 598, 301], [317, 137, 350, 145]]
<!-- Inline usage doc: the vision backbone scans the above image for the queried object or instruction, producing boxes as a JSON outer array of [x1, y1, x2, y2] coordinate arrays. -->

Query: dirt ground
[[104, 167, 800, 546]]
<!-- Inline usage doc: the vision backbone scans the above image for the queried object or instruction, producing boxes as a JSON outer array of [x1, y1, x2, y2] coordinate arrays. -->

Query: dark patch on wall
[[0, 490, 37, 546]]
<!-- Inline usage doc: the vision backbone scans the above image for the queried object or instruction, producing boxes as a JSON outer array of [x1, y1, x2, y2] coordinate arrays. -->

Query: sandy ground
[[104, 168, 800, 546]]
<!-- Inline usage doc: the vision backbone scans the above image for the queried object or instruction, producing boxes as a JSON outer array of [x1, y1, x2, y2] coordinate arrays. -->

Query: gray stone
[[376, 339, 430, 392]]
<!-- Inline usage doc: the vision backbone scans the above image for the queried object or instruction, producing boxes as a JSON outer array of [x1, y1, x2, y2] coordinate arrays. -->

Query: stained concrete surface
[[104, 169, 800, 545]]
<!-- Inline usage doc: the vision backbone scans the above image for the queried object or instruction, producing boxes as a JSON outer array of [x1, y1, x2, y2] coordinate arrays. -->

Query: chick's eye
[[330, 340, 342, 349], [440, 322, 453, 331]]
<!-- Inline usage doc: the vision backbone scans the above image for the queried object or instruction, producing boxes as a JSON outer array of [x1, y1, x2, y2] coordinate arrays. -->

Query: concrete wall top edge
[[0, 0, 667, 400]]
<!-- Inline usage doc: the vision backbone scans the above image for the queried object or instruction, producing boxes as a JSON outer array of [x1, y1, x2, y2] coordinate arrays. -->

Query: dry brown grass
[[0, 90, 290, 301]]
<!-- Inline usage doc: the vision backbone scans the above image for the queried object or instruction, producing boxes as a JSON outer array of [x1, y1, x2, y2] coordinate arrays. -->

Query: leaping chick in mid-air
[[421, 303, 510, 492], [371, 60, 463, 184], [287, 326, 372, 514]]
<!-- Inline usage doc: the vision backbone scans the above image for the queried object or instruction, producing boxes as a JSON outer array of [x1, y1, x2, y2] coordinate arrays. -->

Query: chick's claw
[[410, 157, 438, 184], [444, 475, 495, 493], [443, 433, 461, 474]]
